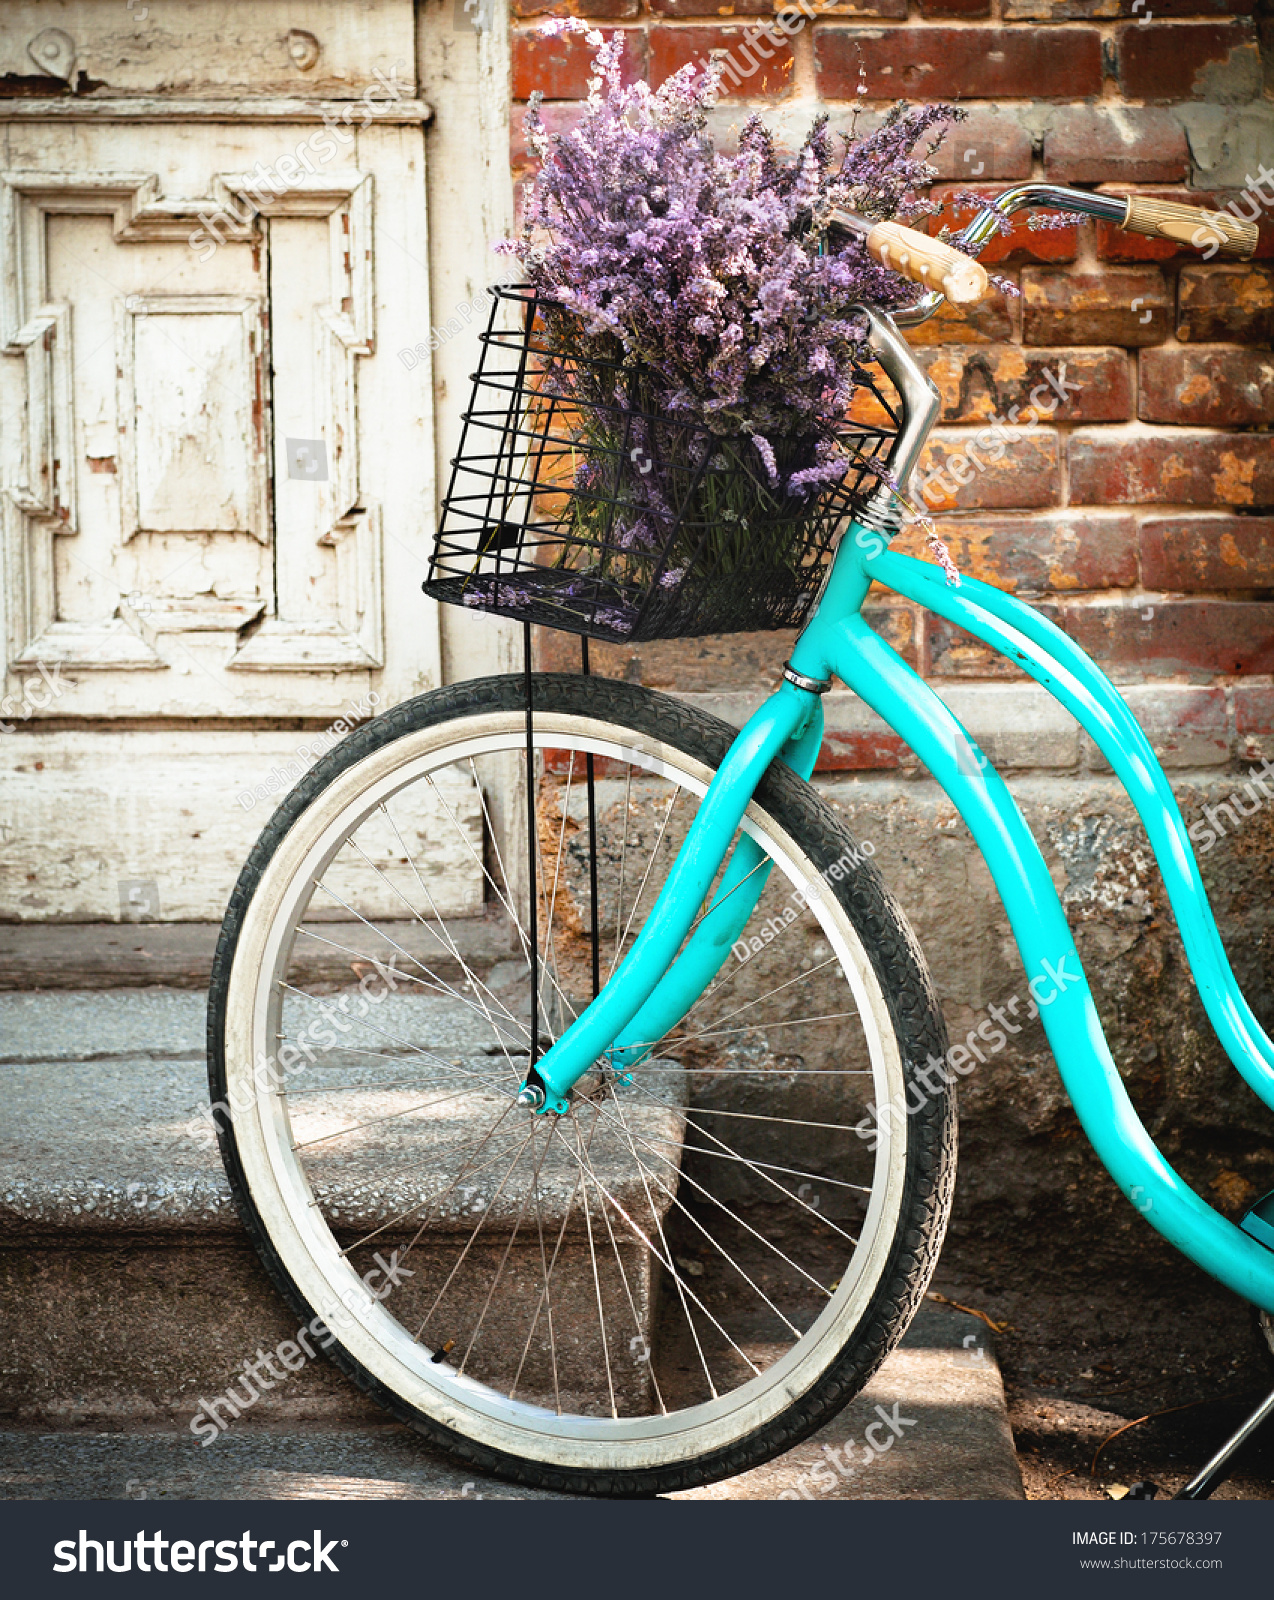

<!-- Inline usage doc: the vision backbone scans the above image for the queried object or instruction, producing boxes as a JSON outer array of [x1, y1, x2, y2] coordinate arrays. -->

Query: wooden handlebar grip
[[1123, 196, 1258, 261], [866, 220, 990, 305]]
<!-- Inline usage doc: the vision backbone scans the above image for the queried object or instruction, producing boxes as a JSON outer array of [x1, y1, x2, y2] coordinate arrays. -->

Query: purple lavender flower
[[505, 33, 966, 476], [462, 579, 541, 612], [750, 433, 779, 487], [594, 605, 636, 634], [787, 455, 852, 496]]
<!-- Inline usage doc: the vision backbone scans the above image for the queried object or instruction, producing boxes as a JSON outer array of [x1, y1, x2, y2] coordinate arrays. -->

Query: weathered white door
[[0, 1, 454, 920]]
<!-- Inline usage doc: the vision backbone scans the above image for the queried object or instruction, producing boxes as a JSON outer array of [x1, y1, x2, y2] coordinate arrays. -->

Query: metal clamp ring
[[783, 663, 833, 695]]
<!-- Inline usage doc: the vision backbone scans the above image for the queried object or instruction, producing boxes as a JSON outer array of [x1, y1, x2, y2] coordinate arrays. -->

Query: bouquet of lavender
[[495, 24, 963, 629]]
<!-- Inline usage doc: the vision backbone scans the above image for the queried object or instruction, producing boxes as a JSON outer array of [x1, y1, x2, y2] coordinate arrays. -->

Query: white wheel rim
[[221, 708, 911, 1472]]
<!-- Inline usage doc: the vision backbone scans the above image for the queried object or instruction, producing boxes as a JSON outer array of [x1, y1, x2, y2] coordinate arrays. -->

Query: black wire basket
[[425, 285, 900, 644]]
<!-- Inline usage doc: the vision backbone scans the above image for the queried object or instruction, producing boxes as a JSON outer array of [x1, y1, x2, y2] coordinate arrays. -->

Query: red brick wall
[[513, 5, 1274, 766]]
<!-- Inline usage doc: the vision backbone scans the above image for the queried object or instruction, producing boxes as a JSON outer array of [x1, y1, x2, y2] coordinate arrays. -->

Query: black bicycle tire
[[207, 672, 956, 1497]]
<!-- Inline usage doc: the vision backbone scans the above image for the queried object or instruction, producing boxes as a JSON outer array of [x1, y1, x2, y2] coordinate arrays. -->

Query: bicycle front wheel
[[208, 673, 954, 1494]]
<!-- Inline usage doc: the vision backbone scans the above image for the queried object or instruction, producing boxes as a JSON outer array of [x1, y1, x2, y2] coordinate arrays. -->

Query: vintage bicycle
[[207, 183, 1272, 1497]]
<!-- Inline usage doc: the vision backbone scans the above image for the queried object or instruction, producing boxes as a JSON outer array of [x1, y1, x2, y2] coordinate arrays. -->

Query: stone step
[[0, 986, 679, 1422], [0, 985, 1027, 1503], [0, 1306, 1023, 1500], [0, 916, 519, 991]]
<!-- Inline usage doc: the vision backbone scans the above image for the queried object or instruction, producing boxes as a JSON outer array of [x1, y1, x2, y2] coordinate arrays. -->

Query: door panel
[[0, 19, 453, 917]]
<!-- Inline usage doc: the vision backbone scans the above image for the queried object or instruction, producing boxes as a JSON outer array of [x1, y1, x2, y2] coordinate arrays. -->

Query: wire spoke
[[278, 982, 512, 1110], [426, 765, 578, 1035], [578, 1097, 762, 1383], [575, 1118, 670, 1415], [254, 716, 902, 1433], [458, 1123, 557, 1376], [687, 955, 845, 1038], [511, 1118, 592, 1410], [591, 1119, 807, 1338], [682, 851, 772, 941], [623, 1082, 862, 1249], [332, 1113, 526, 1258], [415, 1122, 538, 1339], [619, 1012, 860, 1059], [351, 806, 533, 1067], [292, 921, 528, 1052], [671, 922, 840, 1036], [568, 1110, 619, 1417], [591, 1091, 843, 1300], [324, 1116, 529, 1214], [613, 1115, 872, 1196], [541, 752, 575, 995], [613, 765, 633, 978], [293, 1082, 487, 1151], [608, 785, 682, 982], [575, 1094, 718, 1398], [424, 770, 525, 944]]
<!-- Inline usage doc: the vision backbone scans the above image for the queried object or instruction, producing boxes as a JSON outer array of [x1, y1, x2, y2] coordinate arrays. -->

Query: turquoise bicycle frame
[[520, 521, 1274, 1314]]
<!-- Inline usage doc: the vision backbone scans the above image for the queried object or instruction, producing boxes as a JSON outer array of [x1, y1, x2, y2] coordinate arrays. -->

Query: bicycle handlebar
[[847, 182, 1259, 329], [1122, 194, 1258, 258], [828, 209, 993, 306]]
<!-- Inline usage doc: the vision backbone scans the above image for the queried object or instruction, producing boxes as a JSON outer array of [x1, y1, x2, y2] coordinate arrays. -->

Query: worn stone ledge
[[0, 1304, 1023, 1501], [678, 681, 1267, 774]]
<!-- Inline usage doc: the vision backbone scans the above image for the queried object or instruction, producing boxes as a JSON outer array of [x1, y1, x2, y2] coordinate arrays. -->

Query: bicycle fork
[[519, 670, 825, 1113]]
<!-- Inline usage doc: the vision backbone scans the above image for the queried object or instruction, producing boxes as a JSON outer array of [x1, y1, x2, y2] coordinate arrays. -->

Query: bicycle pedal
[[1239, 1189, 1274, 1252]]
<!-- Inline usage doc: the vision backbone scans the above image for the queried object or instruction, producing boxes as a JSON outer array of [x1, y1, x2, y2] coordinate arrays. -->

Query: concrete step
[[0, 987, 678, 1421], [0, 985, 1026, 1501], [0, 1307, 1024, 1500], [0, 916, 518, 990]]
